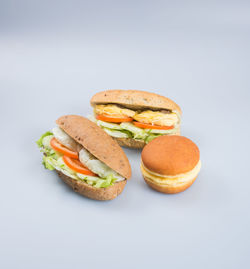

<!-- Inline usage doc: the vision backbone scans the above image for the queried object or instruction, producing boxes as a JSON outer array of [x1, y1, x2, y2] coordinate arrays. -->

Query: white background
[[1, 1, 250, 268]]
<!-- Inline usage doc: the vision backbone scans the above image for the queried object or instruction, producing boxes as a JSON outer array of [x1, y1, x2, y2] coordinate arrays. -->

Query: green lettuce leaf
[[36, 131, 53, 147], [42, 155, 55, 170], [102, 128, 131, 138], [120, 122, 148, 140], [97, 120, 123, 130], [94, 175, 117, 188], [91, 112, 180, 143], [97, 120, 132, 138], [145, 134, 161, 143], [37, 131, 120, 188]]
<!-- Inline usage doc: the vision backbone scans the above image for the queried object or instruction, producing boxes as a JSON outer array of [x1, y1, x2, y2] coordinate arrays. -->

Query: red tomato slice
[[62, 156, 97, 176], [133, 121, 175, 130], [96, 114, 133, 123], [50, 137, 78, 159]]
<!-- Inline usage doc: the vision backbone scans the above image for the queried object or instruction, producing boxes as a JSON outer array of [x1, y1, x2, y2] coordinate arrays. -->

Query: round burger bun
[[57, 171, 127, 201], [141, 135, 200, 194], [91, 89, 182, 114]]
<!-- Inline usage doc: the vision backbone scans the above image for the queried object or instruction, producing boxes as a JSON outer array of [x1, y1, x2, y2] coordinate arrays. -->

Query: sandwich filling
[[36, 126, 125, 188], [90, 104, 181, 143], [140, 160, 201, 186]]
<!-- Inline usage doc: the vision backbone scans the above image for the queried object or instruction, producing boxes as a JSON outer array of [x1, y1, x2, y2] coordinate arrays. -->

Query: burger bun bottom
[[143, 175, 197, 194]]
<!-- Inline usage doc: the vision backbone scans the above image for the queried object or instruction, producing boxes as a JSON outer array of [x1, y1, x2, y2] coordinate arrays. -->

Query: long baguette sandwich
[[90, 90, 181, 148], [36, 115, 131, 200]]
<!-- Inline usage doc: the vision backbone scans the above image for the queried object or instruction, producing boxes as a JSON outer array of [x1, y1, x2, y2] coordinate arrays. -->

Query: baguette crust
[[91, 90, 181, 114], [56, 115, 131, 179], [143, 175, 197, 194], [57, 171, 127, 200], [115, 138, 146, 149]]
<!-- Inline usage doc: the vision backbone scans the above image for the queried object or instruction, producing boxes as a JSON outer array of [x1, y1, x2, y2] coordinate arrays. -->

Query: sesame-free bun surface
[[57, 171, 127, 200], [56, 115, 131, 179], [91, 90, 181, 114], [141, 135, 200, 175]]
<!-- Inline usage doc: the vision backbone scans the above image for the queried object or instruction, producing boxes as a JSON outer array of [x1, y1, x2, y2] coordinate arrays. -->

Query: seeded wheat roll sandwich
[[141, 135, 201, 194], [90, 90, 182, 148], [36, 115, 131, 200]]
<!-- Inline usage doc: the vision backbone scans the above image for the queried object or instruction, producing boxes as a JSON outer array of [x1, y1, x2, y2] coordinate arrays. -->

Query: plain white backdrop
[[1, 1, 250, 268]]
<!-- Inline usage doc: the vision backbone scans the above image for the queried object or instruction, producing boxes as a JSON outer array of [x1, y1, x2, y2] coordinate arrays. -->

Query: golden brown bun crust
[[115, 138, 146, 149], [91, 90, 182, 114], [57, 171, 127, 200], [114, 127, 180, 149], [56, 115, 131, 179], [141, 135, 200, 175], [143, 175, 197, 194]]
